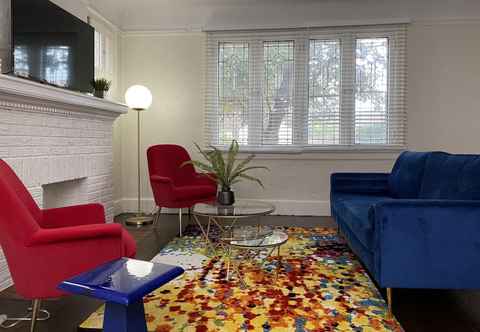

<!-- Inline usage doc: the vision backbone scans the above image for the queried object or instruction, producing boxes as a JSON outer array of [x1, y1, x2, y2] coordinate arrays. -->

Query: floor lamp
[[125, 85, 154, 226]]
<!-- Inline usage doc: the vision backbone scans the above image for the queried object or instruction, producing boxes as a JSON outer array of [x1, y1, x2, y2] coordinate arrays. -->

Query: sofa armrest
[[331, 173, 391, 195], [372, 199, 480, 289], [26, 223, 123, 246], [41, 203, 106, 228], [22, 231, 124, 297]]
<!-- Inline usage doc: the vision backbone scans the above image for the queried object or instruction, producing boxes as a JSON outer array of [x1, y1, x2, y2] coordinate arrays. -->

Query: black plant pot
[[94, 90, 105, 98], [217, 190, 235, 206]]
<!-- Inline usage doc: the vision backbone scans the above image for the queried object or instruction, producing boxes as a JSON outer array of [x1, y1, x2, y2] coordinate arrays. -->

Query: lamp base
[[125, 214, 153, 226]]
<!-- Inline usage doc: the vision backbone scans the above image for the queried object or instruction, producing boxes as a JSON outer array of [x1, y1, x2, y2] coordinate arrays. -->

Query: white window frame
[[89, 12, 119, 100], [205, 25, 407, 152]]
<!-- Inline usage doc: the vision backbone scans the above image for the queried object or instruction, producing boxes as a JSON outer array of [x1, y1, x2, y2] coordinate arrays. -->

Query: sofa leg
[[386, 288, 393, 318], [336, 225, 343, 239]]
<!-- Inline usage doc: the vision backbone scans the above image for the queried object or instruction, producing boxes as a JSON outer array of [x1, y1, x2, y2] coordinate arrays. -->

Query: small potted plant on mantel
[[90, 78, 111, 99], [184, 140, 268, 206]]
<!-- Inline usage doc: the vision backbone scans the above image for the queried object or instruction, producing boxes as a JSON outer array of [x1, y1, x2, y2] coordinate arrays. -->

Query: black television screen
[[12, 0, 94, 93]]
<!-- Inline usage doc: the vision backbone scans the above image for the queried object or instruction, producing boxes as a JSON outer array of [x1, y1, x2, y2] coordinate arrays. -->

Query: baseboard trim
[[114, 198, 331, 216]]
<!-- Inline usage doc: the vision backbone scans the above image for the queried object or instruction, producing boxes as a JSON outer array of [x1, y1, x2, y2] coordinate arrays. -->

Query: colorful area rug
[[80, 227, 403, 331]]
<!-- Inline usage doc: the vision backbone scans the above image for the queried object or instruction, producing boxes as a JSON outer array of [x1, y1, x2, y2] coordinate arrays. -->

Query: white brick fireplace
[[0, 74, 127, 291]]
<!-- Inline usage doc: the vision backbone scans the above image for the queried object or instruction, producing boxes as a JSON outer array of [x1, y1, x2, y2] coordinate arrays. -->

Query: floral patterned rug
[[79, 226, 403, 332]]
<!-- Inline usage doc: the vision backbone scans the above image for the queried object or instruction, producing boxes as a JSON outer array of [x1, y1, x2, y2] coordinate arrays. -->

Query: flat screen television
[[11, 0, 94, 93]]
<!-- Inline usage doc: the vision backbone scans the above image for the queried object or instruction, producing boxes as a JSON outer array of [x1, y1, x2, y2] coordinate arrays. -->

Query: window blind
[[205, 24, 407, 151]]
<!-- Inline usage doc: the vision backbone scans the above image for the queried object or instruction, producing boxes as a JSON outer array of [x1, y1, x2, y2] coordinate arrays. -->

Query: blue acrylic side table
[[58, 258, 184, 332]]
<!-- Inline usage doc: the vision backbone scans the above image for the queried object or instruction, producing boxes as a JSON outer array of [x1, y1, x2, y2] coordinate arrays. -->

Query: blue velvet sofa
[[331, 151, 480, 290]]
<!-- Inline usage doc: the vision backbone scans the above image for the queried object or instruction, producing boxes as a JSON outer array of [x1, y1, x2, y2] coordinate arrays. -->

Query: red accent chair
[[147, 144, 217, 236], [0, 159, 136, 331]]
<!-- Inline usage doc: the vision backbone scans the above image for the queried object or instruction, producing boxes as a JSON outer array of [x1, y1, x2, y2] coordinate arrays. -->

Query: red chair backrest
[[147, 145, 197, 186], [0, 160, 41, 287]]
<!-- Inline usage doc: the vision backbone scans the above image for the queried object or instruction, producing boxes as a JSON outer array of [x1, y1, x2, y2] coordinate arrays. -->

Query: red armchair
[[147, 145, 217, 236], [0, 160, 136, 331]]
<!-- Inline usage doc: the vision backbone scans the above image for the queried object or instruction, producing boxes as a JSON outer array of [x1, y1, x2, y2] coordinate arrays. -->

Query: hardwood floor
[[0, 214, 479, 332]]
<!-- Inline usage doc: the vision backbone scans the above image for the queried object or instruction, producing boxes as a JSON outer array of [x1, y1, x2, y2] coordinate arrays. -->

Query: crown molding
[[203, 18, 411, 32], [118, 17, 412, 36], [121, 29, 204, 38]]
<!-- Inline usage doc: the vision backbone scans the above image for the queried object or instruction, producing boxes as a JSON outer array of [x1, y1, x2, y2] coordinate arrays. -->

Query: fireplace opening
[[42, 178, 87, 209]]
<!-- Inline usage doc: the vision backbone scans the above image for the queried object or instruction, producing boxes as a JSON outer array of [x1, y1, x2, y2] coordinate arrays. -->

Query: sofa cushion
[[332, 193, 392, 250], [389, 151, 430, 198], [419, 152, 480, 200]]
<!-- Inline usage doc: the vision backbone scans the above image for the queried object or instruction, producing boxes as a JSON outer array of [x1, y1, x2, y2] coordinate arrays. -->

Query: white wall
[[115, 19, 480, 216], [408, 20, 480, 153], [117, 33, 210, 213]]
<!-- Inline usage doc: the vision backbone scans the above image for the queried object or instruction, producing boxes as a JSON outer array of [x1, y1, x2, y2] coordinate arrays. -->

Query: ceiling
[[87, 0, 480, 32]]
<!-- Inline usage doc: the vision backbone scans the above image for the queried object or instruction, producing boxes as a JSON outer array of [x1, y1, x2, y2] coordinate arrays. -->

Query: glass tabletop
[[192, 200, 275, 218], [228, 230, 288, 248]]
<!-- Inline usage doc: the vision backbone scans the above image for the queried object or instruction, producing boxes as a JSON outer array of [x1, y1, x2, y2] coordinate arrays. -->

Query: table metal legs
[[224, 244, 284, 289], [191, 214, 285, 288], [192, 215, 216, 252]]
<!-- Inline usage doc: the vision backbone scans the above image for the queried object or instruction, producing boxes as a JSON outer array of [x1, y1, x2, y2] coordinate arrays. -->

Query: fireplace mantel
[[0, 74, 128, 115], [0, 74, 126, 291]]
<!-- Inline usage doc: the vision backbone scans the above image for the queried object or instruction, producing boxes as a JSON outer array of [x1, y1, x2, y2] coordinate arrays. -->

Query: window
[[263, 41, 295, 145], [355, 38, 388, 144], [94, 30, 112, 79], [205, 25, 407, 151], [308, 39, 340, 145], [217, 42, 249, 145]]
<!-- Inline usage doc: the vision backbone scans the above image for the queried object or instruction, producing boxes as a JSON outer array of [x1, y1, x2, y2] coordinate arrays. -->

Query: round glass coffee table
[[191, 200, 275, 250], [192, 200, 287, 287]]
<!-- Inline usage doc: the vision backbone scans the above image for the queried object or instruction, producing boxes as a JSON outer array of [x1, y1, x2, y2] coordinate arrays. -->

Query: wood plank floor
[[0, 214, 479, 332]]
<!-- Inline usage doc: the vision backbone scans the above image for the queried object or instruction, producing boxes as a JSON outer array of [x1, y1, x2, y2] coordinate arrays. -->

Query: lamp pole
[[137, 110, 141, 215], [125, 85, 154, 226]]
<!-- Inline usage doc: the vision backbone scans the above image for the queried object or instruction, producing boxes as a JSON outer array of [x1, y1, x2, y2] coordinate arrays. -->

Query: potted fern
[[90, 78, 111, 99], [183, 140, 268, 205]]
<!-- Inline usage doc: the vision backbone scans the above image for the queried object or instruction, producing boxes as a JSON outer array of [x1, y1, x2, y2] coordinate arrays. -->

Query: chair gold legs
[[386, 288, 393, 318], [0, 299, 50, 331], [153, 207, 161, 227], [30, 300, 41, 332], [152, 207, 184, 237]]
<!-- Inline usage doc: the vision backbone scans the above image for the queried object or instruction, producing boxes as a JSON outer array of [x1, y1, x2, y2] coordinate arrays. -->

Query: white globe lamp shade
[[125, 85, 153, 110]]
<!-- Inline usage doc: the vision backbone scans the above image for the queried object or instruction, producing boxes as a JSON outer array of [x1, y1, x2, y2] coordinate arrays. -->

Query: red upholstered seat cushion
[[173, 184, 217, 202]]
